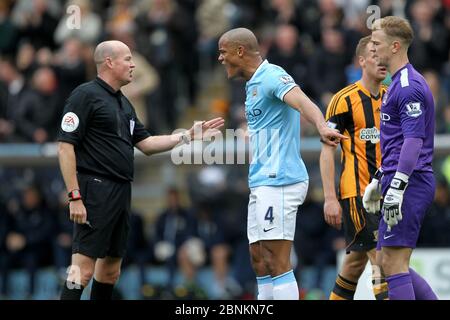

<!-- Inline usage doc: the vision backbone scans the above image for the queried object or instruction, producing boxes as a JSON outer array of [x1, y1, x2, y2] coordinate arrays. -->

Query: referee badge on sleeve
[[61, 112, 79, 132], [130, 119, 135, 135]]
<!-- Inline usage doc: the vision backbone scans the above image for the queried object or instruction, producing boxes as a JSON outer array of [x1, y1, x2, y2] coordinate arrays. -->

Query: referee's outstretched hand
[[70, 200, 87, 224], [188, 117, 225, 141]]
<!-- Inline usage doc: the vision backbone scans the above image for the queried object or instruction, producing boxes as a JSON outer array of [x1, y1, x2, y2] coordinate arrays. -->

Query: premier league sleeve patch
[[405, 102, 422, 118], [61, 112, 80, 132], [279, 75, 294, 84]]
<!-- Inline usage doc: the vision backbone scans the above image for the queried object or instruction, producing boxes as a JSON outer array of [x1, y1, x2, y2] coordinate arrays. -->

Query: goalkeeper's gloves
[[363, 168, 383, 214], [382, 172, 409, 232]]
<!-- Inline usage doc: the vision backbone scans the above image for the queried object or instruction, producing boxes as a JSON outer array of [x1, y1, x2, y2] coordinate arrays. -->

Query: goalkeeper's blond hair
[[372, 16, 414, 48]]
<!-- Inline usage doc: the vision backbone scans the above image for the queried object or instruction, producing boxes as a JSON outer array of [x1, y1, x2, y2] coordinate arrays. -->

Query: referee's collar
[[95, 76, 122, 96]]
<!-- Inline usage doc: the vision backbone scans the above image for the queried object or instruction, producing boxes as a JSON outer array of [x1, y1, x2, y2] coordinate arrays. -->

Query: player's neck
[[360, 75, 381, 97], [243, 57, 264, 81], [388, 53, 409, 77]]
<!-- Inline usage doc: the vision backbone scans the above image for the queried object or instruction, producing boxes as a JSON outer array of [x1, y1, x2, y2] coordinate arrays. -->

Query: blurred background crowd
[[1, 0, 450, 299]]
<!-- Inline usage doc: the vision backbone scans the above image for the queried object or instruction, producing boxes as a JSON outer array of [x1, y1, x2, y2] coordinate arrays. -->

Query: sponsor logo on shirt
[[61, 112, 79, 132], [381, 113, 391, 121], [405, 102, 422, 118], [245, 108, 262, 122], [359, 127, 380, 143]]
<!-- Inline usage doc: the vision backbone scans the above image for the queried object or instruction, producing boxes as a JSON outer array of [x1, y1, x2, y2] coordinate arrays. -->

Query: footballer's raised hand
[[189, 117, 225, 141], [319, 124, 347, 147]]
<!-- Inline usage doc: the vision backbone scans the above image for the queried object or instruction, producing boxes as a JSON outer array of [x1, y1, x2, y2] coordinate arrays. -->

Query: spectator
[[152, 188, 194, 289], [11, 0, 60, 50], [52, 38, 88, 107], [267, 24, 310, 93], [110, 28, 160, 128], [178, 202, 239, 299], [196, 0, 231, 70], [54, 0, 102, 46], [1, 185, 54, 298], [135, 0, 198, 130], [309, 27, 350, 108], [52, 191, 73, 280], [122, 210, 152, 296], [418, 179, 450, 247], [409, 0, 449, 72], [423, 70, 449, 134], [15, 41, 37, 79], [14, 67, 61, 143], [266, 0, 303, 32], [0, 57, 28, 142], [0, 0, 19, 55]]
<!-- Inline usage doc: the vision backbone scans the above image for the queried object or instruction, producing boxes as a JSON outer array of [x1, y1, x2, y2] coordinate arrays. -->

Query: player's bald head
[[94, 40, 129, 69], [219, 28, 260, 53]]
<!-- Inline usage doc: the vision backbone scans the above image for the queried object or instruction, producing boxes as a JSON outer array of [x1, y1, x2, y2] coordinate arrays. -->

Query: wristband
[[373, 168, 383, 180], [180, 132, 191, 145], [68, 189, 82, 202], [390, 172, 409, 191]]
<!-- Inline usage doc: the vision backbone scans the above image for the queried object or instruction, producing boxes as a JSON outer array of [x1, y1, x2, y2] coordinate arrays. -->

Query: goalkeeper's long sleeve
[[397, 137, 423, 176]]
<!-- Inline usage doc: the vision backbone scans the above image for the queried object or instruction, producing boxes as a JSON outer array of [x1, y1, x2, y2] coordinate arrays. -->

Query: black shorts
[[72, 173, 131, 259], [340, 196, 380, 253]]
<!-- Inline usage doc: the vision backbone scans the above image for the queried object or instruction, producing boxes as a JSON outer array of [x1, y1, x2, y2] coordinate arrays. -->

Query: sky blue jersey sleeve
[[264, 67, 298, 102]]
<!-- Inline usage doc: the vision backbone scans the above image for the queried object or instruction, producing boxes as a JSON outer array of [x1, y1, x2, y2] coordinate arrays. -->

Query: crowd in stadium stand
[[1, 0, 450, 299]]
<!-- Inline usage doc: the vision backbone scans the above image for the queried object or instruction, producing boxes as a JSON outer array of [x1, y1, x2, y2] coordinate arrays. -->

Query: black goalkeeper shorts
[[72, 172, 131, 259]]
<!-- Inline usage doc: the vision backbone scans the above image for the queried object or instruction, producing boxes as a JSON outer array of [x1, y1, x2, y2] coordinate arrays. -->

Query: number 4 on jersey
[[265, 206, 274, 224]]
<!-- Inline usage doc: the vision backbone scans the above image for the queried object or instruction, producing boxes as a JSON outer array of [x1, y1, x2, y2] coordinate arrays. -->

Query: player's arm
[[57, 142, 87, 224], [136, 117, 224, 155], [283, 86, 346, 146], [320, 143, 342, 229], [319, 95, 347, 229], [57, 89, 91, 225], [136, 133, 190, 155]]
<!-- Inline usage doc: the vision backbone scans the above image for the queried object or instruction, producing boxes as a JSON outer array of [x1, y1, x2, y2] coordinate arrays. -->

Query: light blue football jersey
[[245, 59, 308, 187]]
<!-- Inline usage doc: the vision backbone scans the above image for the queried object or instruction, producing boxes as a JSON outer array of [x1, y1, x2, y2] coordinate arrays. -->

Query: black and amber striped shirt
[[325, 81, 387, 199]]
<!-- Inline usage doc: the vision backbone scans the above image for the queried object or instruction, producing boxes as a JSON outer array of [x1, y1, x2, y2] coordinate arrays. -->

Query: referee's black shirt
[[57, 77, 151, 182]]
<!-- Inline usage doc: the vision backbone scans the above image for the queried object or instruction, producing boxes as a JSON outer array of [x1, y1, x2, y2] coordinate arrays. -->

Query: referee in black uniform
[[57, 40, 224, 300]]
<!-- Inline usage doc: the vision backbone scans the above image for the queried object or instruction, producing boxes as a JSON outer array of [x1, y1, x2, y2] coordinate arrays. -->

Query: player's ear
[[391, 40, 401, 54], [358, 55, 365, 68], [105, 56, 114, 69], [237, 45, 244, 57]]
